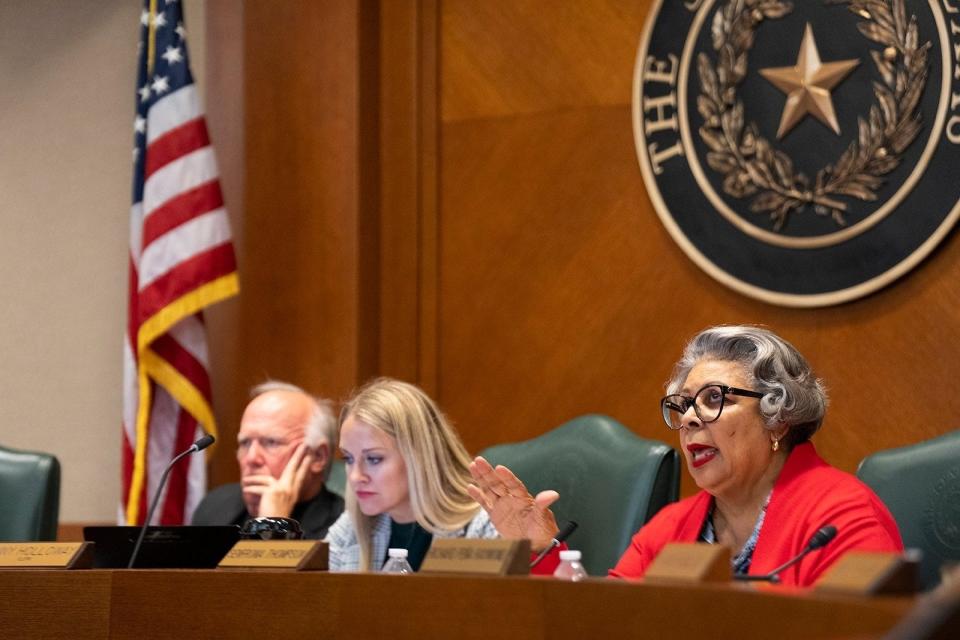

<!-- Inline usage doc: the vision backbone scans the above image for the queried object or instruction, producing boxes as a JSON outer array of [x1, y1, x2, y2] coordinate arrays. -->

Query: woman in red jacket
[[469, 325, 903, 587]]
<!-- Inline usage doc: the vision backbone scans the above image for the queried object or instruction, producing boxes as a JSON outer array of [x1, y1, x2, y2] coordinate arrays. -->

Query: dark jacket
[[191, 482, 344, 539]]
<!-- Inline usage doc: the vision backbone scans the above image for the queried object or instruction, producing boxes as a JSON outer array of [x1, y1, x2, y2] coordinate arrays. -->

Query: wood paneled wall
[[204, 0, 960, 496], [204, 0, 383, 484]]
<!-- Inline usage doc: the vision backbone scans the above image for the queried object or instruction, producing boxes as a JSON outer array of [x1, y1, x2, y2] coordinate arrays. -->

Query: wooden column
[[378, 1, 440, 394], [204, 0, 383, 485]]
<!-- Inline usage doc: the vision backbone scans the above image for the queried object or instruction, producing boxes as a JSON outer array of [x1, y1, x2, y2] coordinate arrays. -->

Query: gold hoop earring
[[772, 438, 780, 452]]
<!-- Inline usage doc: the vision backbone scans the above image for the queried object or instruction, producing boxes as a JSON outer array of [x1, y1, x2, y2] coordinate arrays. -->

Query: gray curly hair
[[666, 325, 828, 448]]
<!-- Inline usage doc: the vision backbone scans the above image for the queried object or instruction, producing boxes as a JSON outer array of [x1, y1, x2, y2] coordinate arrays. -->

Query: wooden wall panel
[[378, 1, 440, 392], [442, 1, 642, 120], [241, 0, 380, 394], [202, 0, 381, 486], [378, 2, 421, 383], [204, 0, 960, 499], [435, 0, 960, 496], [240, 0, 372, 401], [439, 106, 665, 445], [204, 0, 245, 486]]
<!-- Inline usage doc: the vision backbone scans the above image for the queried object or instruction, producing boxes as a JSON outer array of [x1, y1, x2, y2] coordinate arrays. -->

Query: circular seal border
[[632, 0, 960, 308]]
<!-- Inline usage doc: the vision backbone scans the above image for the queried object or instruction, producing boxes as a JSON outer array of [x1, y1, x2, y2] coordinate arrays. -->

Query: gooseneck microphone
[[126, 434, 215, 568], [530, 520, 579, 569], [734, 524, 838, 584]]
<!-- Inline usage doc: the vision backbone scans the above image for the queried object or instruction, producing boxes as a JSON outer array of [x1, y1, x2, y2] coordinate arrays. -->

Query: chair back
[[480, 414, 679, 576], [0, 444, 61, 541], [326, 458, 346, 497], [856, 430, 960, 590]]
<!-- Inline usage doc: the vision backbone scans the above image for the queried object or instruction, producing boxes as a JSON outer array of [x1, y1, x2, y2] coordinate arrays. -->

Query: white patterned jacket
[[324, 509, 499, 572]]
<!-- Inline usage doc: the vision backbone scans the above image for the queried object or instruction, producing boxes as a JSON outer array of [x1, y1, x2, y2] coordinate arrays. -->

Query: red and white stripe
[[122, 81, 235, 526]]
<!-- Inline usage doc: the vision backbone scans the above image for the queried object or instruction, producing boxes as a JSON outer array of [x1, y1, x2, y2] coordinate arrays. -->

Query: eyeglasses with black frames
[[660, 384, 764, 430]]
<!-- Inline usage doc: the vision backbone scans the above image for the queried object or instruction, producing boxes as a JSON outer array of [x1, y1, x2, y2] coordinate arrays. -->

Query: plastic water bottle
[[382, 548, 414, 574], [553, 549, 588, 581]]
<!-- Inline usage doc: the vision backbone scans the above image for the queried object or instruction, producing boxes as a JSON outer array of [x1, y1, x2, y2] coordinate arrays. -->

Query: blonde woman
[[325, 377, 560, 572]]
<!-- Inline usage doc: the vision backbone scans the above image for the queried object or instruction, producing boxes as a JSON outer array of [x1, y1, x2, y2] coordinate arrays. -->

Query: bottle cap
[[559, 550, 581, 561], [388, 548, 409, 558]]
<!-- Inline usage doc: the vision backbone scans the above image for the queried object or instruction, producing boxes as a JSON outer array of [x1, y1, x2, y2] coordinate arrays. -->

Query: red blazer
[[609, 442, 903, 587]]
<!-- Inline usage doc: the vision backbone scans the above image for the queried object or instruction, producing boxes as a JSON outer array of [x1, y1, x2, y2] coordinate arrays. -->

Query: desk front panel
[[0, 570, 913, 639]]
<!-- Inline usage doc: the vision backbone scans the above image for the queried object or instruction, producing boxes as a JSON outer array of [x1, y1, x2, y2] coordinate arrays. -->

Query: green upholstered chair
[[326, 458, 346, 497], [0, 444, 61, 541], [856, 430, 960, 591], [480, 414, 680, 576]]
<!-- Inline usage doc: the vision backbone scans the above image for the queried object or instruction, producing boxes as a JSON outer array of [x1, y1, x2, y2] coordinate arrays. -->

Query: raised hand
[[467, 456, 560, 551], [243, 443, 313, 517]]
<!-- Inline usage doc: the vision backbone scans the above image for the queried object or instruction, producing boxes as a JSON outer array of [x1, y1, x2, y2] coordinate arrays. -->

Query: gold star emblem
[[759, 23, 860, 139]]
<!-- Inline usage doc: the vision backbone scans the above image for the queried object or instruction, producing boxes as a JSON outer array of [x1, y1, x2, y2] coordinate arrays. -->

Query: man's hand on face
[[242, 443, 314, 518]]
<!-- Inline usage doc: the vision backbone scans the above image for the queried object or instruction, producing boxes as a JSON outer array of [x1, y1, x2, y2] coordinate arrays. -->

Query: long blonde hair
[[340, 378, 480, 570]]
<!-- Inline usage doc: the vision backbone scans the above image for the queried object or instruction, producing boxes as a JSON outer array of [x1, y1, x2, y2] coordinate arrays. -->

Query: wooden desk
[[0, 570, 914, 639]]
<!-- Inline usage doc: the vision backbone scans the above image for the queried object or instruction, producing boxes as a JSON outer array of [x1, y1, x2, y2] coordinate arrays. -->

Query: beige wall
[[0, 0, 206, 522]]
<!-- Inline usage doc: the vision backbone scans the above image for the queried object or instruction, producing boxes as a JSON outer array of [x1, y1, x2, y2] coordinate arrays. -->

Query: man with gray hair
[[191, 382, 344, 538]]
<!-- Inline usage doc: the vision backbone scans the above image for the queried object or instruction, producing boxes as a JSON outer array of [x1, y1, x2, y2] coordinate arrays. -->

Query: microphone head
[[807, 525, 838, 550], [194, 434, 215, 451], [556, 520, 579, 543]]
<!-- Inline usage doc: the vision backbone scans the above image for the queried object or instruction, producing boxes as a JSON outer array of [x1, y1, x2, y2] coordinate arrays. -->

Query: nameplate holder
[[420, 538, 530, 576], [218, 540, 328, 571], [814, 551, 919, 596], [644, 543, 731, 584], [0, 542, 93, 569]]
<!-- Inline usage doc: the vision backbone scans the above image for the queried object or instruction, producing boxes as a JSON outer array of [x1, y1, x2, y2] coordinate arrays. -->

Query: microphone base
[[732, 574, 781, 584]]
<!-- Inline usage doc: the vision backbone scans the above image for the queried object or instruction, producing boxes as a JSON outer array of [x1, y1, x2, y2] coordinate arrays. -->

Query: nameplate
[[218, 540, 328, 571], [644, 543, 731, 583], [0, 542, 93, 569], [420, 539, 530, 576], [814, 551, 918, 595]]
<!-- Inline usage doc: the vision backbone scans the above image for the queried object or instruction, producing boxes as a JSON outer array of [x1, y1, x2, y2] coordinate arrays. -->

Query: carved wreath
[[697, 0, 929, 230]]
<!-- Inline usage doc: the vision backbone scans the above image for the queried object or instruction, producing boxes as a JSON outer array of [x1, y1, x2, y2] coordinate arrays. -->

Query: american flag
[[122, 0, 238, 525]]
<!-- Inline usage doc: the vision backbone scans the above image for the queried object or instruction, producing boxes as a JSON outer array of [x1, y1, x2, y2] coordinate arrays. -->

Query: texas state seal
[[634, 0, 960, 306]]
